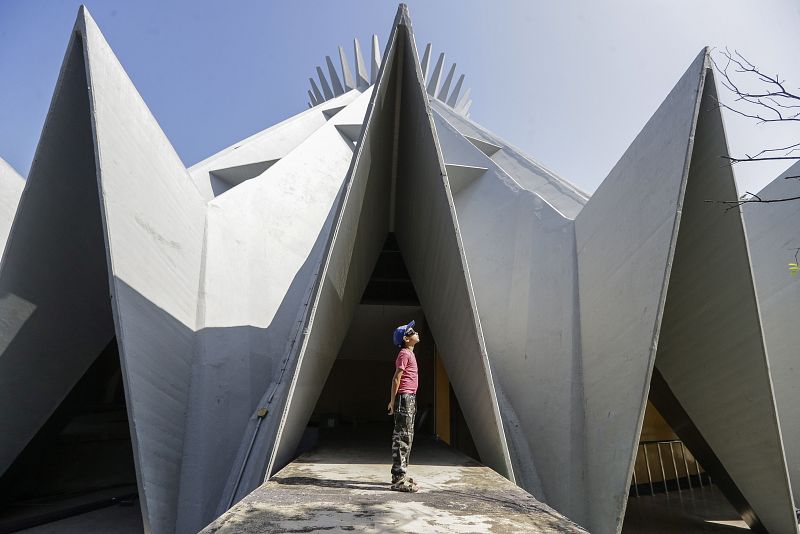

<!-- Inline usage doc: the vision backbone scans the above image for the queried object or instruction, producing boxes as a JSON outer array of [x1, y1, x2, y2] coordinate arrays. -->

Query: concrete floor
[[202, 427, 588, 533], [623, 485, 749, 533], [8, 429, 753, 534]]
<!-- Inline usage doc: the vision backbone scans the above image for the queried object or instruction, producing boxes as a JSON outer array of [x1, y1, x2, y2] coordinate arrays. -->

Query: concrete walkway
[[202, 430, 587, 533]]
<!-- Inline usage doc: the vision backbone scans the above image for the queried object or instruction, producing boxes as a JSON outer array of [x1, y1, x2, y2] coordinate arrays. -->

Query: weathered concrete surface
[[432, 104, 581, 518], [745, 160, 800, 505], [202, 433, 586, 534], [80, 9, 208, 534], [574, 50, 708, 534], [651, 71, 797, 534]]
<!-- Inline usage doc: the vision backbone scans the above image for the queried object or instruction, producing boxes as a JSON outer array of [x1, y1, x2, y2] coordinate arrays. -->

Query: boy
[[387, 320, 420, 492]]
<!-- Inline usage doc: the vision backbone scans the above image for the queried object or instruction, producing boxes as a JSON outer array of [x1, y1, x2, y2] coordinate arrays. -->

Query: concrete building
[[0, 4, 797, 534]]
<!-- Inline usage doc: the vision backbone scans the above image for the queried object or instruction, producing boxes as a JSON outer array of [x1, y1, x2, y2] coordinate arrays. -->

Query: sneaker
[[390, 479, 418, 493], [391, 474, 416, 485]]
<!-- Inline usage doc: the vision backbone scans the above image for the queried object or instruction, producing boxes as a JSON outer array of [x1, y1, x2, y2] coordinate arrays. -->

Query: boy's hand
[[387, 401, 394, 416]]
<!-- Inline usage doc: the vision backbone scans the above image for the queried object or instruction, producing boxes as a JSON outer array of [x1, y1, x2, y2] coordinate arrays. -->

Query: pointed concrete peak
[[370, 35, 381, 84], [463, 135, 501, 157], [420, 43, 432, 80], [445, 164, 488, 195], [307, 90, 318, 106], [447, 74, 465, 107], [339, 46, 356, 91], [322, 105, 347, 120], [325, 56, 344, 96], [438, 63, 457, 102], [316, 66, 334, 99], [335, 123, 363, 145], [309, 78, 323, 103], [427, 53, 445, 96], [354, 38, 369, 89], [455, 87, 471, 112]]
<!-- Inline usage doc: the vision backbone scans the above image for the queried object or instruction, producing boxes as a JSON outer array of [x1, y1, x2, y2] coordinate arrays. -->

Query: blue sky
[[1, 0, 799, 193]]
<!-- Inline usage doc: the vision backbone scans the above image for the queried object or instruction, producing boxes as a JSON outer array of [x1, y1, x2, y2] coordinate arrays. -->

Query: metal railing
[[630, 439, 712, 497]]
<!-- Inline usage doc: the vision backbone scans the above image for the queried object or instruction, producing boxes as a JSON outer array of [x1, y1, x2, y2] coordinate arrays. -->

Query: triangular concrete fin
[[339, 45, 356, 90], [447, 74, 465, 107], [316, 66, 333, 99], [438, 62, 457, 101], [650, 67, 797, 534], [464, 134, 501, 157], [427, 52, 445, 96], [445, 164, 488, 195], [306, 90, 318, 106], [576, 49, 797, 534], [420, 42, 432, 80], [210, 159, 279, 187], [325, 55, 344, 96], [370, 35, 381, 84], [0, 8, 204, 534], [745, 160, 800, 506], [334, 123, 363, 145], [575, 49, 708, 533], [322, 105, 347, 120], [354, 37, 369, 89], [227, 4, 514, 501], [309, 77, 323, 102], [0, 18, 116, 501], [80, 7, 207, 534], [455, 86, 471, 112]]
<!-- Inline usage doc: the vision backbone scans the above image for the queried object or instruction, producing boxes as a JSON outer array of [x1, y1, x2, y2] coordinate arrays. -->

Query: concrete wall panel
[[394, 17, 513, 479], [175, 89, 373, 534], [0, 31, 115, 485], [745, 160, 800, 505], [575, 50, 707, 534], [433, 109, 585, 521], [80, 10, 207, 533], [653, 76, 796, 534]]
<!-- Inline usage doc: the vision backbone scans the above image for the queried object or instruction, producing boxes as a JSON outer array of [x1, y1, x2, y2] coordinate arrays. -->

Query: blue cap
[[392, 320, 416, 347]]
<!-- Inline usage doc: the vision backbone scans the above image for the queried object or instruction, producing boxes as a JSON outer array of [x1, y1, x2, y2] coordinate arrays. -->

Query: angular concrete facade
[[1, 4, 797, 534]]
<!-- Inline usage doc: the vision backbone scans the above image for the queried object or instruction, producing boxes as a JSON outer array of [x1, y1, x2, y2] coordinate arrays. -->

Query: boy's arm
[[387, 368, 403, 415]]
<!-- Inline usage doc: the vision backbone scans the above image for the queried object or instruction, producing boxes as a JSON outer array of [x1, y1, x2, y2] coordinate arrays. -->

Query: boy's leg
[[390, 395, 414, 483]]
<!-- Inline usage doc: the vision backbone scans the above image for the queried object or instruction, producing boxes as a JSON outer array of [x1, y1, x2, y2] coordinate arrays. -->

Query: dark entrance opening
[[0, 337, 139, 533], [306, 233, 478, 462], [622, 388, 746, 533]]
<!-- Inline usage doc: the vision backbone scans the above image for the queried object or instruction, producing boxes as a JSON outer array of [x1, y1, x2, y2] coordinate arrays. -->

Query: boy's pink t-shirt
[[395, 348, 418, 394]]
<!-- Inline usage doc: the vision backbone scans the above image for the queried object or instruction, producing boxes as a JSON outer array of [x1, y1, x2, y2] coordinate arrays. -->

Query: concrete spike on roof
[[325, 56, 344, 96], [338, 45, 355, 90], [420, 43, 432, 80], [447, 73, 465, 106], [427, 52, 445, 96], [305, 38, 470, 117], [315, 66, 333, 99], [353, 37, 369, 89], [370, 34, 381, 83], [438, 62, 457, 101], [309, 77, 323, 102], [455, 86, 471, 112]]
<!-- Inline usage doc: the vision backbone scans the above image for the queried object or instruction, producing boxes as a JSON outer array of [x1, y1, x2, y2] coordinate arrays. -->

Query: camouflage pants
[[391, 393, 416, 480]]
